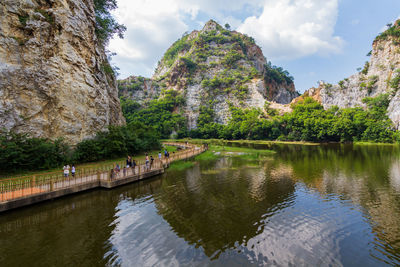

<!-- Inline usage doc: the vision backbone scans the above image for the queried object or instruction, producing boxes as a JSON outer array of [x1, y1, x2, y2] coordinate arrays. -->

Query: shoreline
[[163, 138, 400, 146]]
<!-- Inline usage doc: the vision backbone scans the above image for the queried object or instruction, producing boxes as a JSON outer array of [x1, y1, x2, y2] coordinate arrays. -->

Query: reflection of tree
[[274, 144, 400, 183], [274, 144, 400, 264], [153, 157, 295, 257]]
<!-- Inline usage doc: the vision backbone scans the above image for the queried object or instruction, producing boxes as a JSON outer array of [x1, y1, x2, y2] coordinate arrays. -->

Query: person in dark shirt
[[150, 156, 154, 169]]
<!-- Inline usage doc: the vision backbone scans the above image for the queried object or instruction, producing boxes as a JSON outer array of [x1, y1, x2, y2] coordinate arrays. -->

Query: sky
[[108, 0, 400, 93]]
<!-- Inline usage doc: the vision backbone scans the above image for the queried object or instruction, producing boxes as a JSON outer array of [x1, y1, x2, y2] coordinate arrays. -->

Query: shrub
[[222, 50, 244, 66], [264, 62, 294, 85], [361, 61, 370, 75], [0, 132, 70, 172]]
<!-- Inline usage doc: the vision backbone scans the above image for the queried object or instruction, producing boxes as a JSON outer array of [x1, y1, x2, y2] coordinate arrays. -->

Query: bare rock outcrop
[[0, 0, 125, 144]]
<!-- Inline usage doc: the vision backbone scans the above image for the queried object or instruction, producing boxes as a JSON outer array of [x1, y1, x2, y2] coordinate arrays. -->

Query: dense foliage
[[189, 95, 400, 143], [0, 123, 160, 173], [119, 87, 399, 144], [120, 90, 188, 139], [0, 133, 70, 172], [74, 122, 160, 163], [94, 0, 126, 44]]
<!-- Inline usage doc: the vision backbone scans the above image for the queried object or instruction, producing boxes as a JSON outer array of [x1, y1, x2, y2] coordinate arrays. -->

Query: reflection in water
[[0, 144, 399, 266]]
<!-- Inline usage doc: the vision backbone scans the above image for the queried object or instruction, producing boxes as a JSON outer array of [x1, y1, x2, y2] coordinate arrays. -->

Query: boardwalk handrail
[[0, 142, 207, 204]]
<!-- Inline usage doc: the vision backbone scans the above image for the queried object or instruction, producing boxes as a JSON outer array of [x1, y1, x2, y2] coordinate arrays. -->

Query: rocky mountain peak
[[120, 20, 298, 129], [202, 19, 219, 32]]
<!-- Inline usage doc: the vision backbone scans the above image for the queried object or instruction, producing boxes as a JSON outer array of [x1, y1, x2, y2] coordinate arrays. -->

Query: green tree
[[94, 0, 126, 44]]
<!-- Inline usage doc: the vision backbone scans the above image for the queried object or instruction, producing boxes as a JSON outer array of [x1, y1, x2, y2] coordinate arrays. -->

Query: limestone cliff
[[300, 20, 400, 129], [118, 76, 161, 104], [119, 20, 298, 129], [0, 0, 125, 144]]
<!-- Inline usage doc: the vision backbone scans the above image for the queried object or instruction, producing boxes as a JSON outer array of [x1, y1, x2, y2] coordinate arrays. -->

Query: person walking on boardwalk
[[123, 166, 127, 177], [115, 164, 120, 177], [145, 154, 150, 171], [150, 156, 154, 169], [110, 168, 114, 180], [132, 159, 136, 174], [63, 165, 69, 178], [126, 156, 131, 168], [71, 164, 76, 178], [158, 152, 162, 161]]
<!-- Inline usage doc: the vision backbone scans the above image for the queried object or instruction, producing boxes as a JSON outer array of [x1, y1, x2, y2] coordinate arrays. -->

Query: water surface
[[1, 144, 400, 266]]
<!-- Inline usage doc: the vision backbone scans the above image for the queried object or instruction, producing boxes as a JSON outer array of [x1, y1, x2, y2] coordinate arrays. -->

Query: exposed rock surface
[[119, 20, 298, 129], [0, 0, 125, 144], [299, 21, 400, 129], [118, 76, 161, 104]]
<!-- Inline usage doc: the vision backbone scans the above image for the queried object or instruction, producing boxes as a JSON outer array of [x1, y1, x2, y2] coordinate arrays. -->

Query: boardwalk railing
[[0, 142, 207, 204]]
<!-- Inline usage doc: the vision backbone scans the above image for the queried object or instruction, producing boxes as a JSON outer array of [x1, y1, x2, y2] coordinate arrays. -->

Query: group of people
[[145, 154, 155, 171], [110, 152, 160, 180], [64, 148, 176, 181], [63, 164, 76, 178]]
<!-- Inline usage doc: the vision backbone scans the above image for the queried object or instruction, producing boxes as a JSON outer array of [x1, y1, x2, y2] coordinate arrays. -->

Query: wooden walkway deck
[[0, 142, 206, 212]]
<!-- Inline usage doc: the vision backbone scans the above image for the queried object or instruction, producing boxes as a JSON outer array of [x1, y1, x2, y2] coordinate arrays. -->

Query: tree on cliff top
[[94, 0, 126, 45]]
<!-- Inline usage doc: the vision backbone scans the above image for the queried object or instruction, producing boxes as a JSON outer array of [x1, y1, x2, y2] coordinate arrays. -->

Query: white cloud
[[109, 0, 196, 78], [109, 0, 343, 78], [109, 0, 265, 78], [237, 0, 343, 60]]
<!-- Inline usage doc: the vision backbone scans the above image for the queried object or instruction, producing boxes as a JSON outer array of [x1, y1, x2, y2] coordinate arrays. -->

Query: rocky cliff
[[119, 20, 298, 129], [300, 20, 400, 129], [118, 76, 161, 104], [0, 0, 125, 144]]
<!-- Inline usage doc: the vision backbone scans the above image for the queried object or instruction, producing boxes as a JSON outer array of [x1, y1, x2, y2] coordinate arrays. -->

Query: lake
[[1, 143, 400, 266]]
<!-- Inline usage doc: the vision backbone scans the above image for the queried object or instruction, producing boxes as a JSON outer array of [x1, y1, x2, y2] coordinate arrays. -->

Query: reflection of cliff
[[153, 157, 296, 257]]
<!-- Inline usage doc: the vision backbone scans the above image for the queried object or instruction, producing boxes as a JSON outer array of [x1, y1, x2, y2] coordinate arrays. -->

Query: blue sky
[[109, 0, 400, 93]]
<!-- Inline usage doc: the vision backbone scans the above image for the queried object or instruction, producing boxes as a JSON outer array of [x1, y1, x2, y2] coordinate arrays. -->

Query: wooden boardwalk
[[0, 142, 206, 212]]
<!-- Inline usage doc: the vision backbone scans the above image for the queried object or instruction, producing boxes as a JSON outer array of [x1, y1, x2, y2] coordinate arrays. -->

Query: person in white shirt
[[63, 165, 69, 177]]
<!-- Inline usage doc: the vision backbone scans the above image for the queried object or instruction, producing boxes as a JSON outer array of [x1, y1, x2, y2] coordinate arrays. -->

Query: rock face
[[0, 0, 125, 144], [118, 76, 161, 104], [300, 21, 400, 129], [119, 20, 298, 129]]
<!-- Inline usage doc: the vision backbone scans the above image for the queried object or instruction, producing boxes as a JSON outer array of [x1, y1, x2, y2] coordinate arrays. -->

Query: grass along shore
[[0, 145, 178, 180], [168, 144, 276, 171]]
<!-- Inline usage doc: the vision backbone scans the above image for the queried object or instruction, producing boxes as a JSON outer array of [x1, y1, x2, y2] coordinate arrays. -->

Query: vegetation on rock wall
[[264, 62, 294, 85], [154, 21, 293, 103], [376, 20, 400, 43]]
